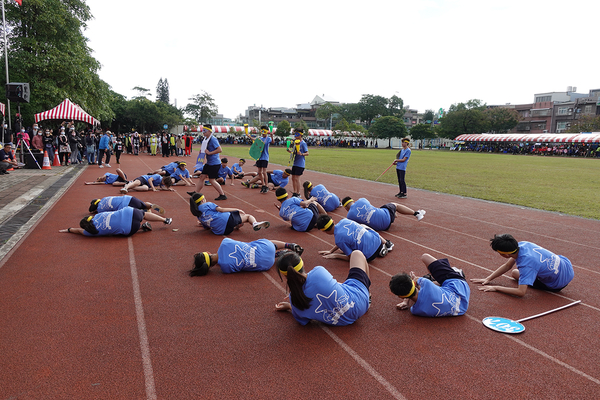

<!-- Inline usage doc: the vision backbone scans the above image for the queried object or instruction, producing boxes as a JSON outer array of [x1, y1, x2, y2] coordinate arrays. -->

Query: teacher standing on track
[[288, 128, 309, 197], [393, 138, 411, 199], [193, 124, 228, 201]]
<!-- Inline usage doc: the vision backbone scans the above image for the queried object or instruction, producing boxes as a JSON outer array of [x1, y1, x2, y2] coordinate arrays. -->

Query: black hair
[[79, 216, 99, 235], [221, 158, 228, 164], [276, 252, 311, 310], [188, 253, 211, 277], [389, 273, 416, 298], [239, 158, 245, 163], [260, 125, 268, 131], [294, 128, 304, 134], [284, 168, 292, 175], [275, 187, 288, 202], [316, 214, 333, 232], [341, 196, 353, 206], [303, 181, 312, 200], [490, 234, 519, 253], [189, 193, 204, 217], [203, 123, 212, 130], [89, 199, 100, 213]]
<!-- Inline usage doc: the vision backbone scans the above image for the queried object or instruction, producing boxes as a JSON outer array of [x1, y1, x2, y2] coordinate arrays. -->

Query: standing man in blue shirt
[[97, 130, 112, 168], [192, 124, 227, 200], [394, 138, 411, 198], [256, 126, 273, 193], [287, 128, 309, 197]]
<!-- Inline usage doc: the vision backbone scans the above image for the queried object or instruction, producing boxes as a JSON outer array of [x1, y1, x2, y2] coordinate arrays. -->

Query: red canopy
[[455, 133, 600, 144], [34, 98, 100, 126]]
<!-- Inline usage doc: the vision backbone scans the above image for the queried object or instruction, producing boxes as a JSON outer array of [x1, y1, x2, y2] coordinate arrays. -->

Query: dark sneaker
[[395, 193, 407, 199], [186, 191, 196, 196], [141, 222, 152, 231], [290, 243, 304, 255], [214, 194, 227, 201], [292, 192, 301, 197], [260, 186, 268, 193], [379, 246, 388, 257], [164, 218, 172, 225], [253, 221, 270, 231], [241, 181, 249, 188], [385, 240, 394, 251]]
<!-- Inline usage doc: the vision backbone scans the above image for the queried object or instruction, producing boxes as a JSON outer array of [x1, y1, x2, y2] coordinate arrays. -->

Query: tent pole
[[1, 0, 11, 133]]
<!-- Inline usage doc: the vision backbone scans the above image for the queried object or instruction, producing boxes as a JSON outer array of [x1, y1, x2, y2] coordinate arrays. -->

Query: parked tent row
[[455, 133, 600, 144]]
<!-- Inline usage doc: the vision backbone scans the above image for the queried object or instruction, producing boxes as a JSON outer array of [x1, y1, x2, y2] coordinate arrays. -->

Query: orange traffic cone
[[53, 151, 61, 166], [42, 150, 52, 170]]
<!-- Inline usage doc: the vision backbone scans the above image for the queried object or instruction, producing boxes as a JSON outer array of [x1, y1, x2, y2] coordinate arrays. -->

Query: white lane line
[[262, 272, 407, 400], [464, 314, 600, 385], [128, 237, 157, 400]]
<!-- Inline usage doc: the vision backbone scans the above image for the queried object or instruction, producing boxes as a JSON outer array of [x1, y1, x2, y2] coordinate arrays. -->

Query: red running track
[[1, 152, 599, 399]]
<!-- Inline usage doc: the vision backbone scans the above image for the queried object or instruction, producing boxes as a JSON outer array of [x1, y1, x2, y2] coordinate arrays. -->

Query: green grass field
[[219, 145, 600, 220]]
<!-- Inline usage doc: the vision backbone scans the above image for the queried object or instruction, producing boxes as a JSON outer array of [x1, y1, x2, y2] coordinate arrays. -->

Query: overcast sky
[[84, 0, 599, 119]]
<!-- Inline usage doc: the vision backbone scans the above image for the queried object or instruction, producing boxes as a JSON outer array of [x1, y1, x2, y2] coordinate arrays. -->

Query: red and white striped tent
[[455, 133, 600, 144], [34, 98, 100, 126], [184, 125, 367, 137]]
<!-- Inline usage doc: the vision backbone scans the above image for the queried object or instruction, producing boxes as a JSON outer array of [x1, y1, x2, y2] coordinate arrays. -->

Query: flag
[[14, 0, 22, 5], [0, 103, 5, 116]]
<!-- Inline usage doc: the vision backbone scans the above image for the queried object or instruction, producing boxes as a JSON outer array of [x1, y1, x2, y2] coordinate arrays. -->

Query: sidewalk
[[0, 164, 85, 262]]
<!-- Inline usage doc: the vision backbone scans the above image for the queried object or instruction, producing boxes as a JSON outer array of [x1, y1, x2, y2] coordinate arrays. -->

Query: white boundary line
[[262, 272, 407, 400], [128, 237, 157, 400]]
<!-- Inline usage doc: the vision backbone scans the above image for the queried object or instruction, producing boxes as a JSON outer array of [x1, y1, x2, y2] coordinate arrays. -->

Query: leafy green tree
[[408, 123, 434, 142], [423, 109, 435, 123], [3, 0, 114, 126], [437, 99, 489, 139], [484, 107, 519, 133], [388, 95, 405, 118], [132, 86, 151, 99], [568, 114, 600, 133], [156, 78, 170, 103], [337, 103, 360, 123], [276, 120, 291, 138], [369, 116, 406, 148], [358, 94, 389, 128], [315, 102, 340, 129], [293, 119, 309, 134], [333, 119, 350, 136], [184, 91, 218, 123]]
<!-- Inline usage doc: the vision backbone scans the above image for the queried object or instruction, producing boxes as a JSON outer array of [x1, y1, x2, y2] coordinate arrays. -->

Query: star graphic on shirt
[[354, 205, 375, 223], [281, 204, 297, 222], [314, 188, 332, 204], [431, 292, 460, 317], [341, 220, 365, 244], [314, 290, 338, 315], [227, 244, 247, 267], [532, 246, 560, 274]]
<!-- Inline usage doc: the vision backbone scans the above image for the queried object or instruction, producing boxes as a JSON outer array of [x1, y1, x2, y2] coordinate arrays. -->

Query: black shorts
[[202, 164, 220, 179], [267, 174, 274, 184], [256, 160, 268, 169], [304, 203, 320, 231], [128, 197, 146, 210], [380, 203, 396, 229], [116, 173, 127, 183], [129, 209, 145, 235], [428, 259, 466, 285], [367, 243, 385, 262], [531, 279, 567, 292], [136, 176, 149, 187], [347, 268, 371, 290], [291, 166, 305, 176], [223, 211, 243, 235]]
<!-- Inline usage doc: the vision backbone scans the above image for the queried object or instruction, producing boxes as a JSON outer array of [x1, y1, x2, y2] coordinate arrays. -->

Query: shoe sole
[[152, 204, 165, 215], [253, 221, 270, 231]]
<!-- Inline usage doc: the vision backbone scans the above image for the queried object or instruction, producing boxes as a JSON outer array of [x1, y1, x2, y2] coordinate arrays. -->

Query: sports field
[[223, 145, 600, 220]]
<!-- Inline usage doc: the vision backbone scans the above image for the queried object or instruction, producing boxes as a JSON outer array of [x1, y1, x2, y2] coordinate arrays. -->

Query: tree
[[3, 0, 114, 126], [484, 107, 519, 133], [276, 120, 291, 139], [358, 94, 389, 128], [132, 86, 151, 99], [293, 119, 309, 134], [315, 102, 340, 129], [337, 103, 360, 123], [408, 123, 434, 142], [388, 95, 405, 118], [568, 115, 600, 133], [369, 116, 407, 148], [156, 78, 170, 103], [184, 91, 218, 123], [423, 110, 435, 123], [437, 99, 489, 139]]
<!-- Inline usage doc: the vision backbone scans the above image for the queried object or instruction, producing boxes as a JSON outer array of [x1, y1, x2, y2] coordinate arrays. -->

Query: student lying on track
[[84, 168, 128, 186], [303, 181, 341, 212], [341, 196, 425, 231], [188, 238, 303, 276], [274, 187, 327, 232], [88, 195, 165, 215]]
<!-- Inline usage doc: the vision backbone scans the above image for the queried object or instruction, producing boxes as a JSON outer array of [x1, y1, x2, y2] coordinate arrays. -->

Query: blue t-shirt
[[290, 266, 370, 326], [347, 198, 391, 231], [293, 140, 308, 168], [204, 136, 221, 166], [217, 238, 276, 273], [515, 242, 574, 289], [259, 136, 272, 161], [97, 195, 133, 212], [334, 219, 381, 259], [170, 167, 190, 181], [98, 134, 110, 150], [197, 202, 230, 235], [410, 278, 470, 317], [162, 162, 179, 174], [396, 147, 411, 171], [270, 170, 289, 188], [279, 197, 313, 232], [83, 207, 134, 236], [140, 174, 164, 188], [104, 173, 118, 184], [218, 165, 233, 180], [232, 163, 243, 174], [311, 184, 340, 212]]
